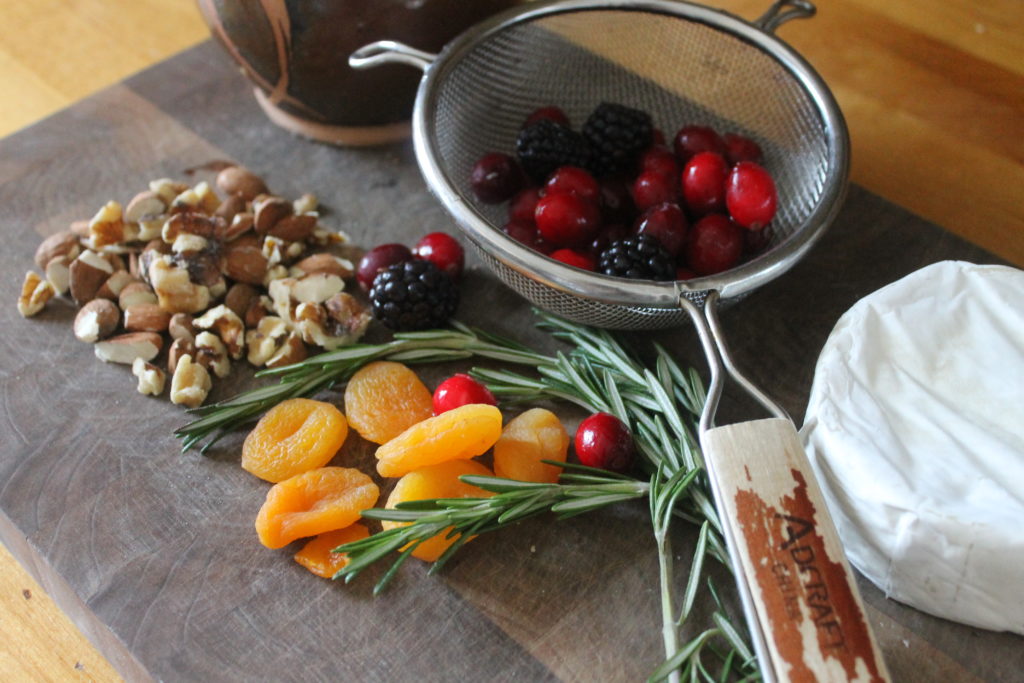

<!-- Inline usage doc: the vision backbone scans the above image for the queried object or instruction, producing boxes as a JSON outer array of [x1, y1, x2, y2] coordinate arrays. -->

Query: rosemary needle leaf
[[374, 544, 420, 595], [680, 521, 710, 624], [712, 612, 753, 666], [647, 628, 719, 683], [459, 475, 555, 493]]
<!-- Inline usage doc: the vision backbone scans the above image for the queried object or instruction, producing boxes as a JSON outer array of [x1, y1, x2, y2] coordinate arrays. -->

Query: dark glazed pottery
[[196, 0, 524, 145]]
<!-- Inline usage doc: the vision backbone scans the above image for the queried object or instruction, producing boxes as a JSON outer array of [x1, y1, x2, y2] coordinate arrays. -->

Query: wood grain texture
[[0, 0, 1022, 680]]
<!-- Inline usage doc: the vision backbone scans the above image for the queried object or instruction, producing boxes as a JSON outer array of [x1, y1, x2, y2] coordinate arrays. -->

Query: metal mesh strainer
[[351, 0, 848, 331]]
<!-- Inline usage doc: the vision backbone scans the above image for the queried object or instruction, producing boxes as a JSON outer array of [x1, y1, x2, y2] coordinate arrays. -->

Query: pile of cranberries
[[469, 106, 778, 279]]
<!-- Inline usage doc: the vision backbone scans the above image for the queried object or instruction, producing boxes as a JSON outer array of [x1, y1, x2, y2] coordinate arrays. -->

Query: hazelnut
[[214, 193, 246, 223], [132, 358, 166, 396], [34, 231, 81, 269], [216, 166, 268, 201], [73, 299, 120, 342], [17, 271, 56, 318], [170, 354, 212, 408], [223, 212, 254, 241]]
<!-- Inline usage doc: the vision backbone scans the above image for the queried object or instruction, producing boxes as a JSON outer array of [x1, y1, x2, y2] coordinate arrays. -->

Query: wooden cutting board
[[0, 42, 1020, 682]]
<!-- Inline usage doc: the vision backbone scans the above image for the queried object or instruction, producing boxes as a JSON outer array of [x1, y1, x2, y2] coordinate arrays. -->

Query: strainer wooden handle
[[703, 418, 891, 682]]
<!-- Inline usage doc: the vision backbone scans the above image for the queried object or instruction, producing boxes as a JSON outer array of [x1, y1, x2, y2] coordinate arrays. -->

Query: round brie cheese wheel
[[800, 261, 1024, 635]]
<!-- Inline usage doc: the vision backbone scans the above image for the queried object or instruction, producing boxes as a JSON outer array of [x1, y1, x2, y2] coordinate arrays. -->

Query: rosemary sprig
[[335, 468, 649, 595], [174, 322, 547, 453]]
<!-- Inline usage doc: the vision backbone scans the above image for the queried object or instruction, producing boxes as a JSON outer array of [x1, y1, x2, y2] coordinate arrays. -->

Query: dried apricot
[[493, 408, 569, 484], [255, 467, 379, 549], [375, 403, 502, 478], [383, 459, 495, 561], [344, 361, 433, 444], [241, 398, 348, 483], [293, 523, 370, 579]]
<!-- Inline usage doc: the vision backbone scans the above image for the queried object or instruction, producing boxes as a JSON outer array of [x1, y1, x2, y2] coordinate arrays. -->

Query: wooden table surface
[[0, 1, 1020, 680]]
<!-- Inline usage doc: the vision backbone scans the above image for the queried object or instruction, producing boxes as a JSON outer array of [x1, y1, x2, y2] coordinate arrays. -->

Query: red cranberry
[[508, 188, 542, 224], [743, 224, 774, 257], [682, 151, 729, 215], [470, 152, 524, 204], [574, 412, 635, 472], [723, 133, 763, 165], [356, 243, 412, 291], [639, 145, 680, 178], [413, 232, 465, 281], [549, 248, 596, 271], [599, 178, 636, 225], [433, 373, 497, 415], [686, 214, 743, 276], [502, 219, 538, 247], [675, 266, 696, 280], [634, 202, 688, 257], [632, 170, 679, 212], [524, 106, 570, 128], [673, 125, 725, 165], [534, 192, 601, 247], [726, 161, 777, 230], [545, 166, 600, 204]]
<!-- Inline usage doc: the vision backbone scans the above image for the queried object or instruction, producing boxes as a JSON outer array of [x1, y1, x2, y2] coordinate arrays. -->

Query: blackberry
[[598, 234, 674, 281], [369, 259, 459, 331], [516, 119, 593, 183], [583, 102, 653, 178]]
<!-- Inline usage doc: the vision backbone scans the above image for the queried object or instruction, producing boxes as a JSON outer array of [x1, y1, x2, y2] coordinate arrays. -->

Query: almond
[[95, 271, 136, 301], [124, 191, 167, 223], [124, 303, 172, 332], [118, 281, 157, 310], [216, 166, 268, 201], [224, 283, 259, 319], [45, 255, 72, 295], [94, 332, 163, 364], [167, 338, 195, 375], [69, 250, 114, 304], [253, 195, 292, 235], [223, 239, 269, 285], [268, 213, 316, 242], [292, 253, 354, 279], [168, 313, 196, 342]]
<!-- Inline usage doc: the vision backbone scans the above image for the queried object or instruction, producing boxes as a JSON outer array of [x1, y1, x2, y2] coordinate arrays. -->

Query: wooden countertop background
[[0, 1, 1020, 680]]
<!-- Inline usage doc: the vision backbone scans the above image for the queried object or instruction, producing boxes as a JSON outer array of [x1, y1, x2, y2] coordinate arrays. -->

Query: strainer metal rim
[[411, 0, 850, 308]]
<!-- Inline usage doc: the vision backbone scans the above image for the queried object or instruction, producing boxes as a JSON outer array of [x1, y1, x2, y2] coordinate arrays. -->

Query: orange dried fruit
[[255, 467, 379, 549], [383, 459, 495, 561], [374, 403, 502, 478], [493, 408, 569, 484], [344, 361, 433, 444], [293, 523, 370, 579], [241, 398, 348, 483]]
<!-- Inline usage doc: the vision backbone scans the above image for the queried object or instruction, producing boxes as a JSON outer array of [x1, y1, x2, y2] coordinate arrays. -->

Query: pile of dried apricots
[[241, 360, 577, 578]]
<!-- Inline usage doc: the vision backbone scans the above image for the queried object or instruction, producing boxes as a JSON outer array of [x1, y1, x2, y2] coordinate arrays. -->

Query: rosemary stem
[[656, 525, 682, 683]]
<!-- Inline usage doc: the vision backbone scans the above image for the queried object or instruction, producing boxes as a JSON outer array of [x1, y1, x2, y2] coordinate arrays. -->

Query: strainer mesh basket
[[414, 2, 844, 329]]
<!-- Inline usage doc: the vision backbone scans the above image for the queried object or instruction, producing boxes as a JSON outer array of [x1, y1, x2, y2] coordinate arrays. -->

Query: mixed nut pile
[[17, 166, 373, 407]]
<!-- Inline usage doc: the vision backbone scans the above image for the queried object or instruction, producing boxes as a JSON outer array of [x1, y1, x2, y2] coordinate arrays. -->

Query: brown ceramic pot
[[197, 0, 523, 146]]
